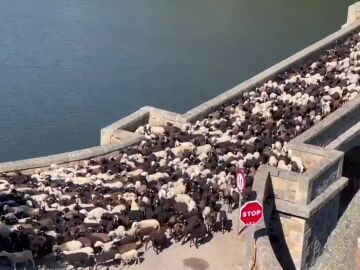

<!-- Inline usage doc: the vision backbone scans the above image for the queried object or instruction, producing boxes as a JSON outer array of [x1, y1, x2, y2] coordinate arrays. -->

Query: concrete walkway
[[109, 210, 253, 270], [114, 227, 251, 270], [1, 212, 253, 270]]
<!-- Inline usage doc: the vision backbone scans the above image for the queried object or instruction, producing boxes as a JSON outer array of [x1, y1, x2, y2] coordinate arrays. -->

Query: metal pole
[[236, 192, 243, 235], [243, 225, 254, 270]]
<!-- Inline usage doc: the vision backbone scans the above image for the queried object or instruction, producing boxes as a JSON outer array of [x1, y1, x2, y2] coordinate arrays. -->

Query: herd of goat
[[0, 32, 360, 269], [0, 156, 233, 270]]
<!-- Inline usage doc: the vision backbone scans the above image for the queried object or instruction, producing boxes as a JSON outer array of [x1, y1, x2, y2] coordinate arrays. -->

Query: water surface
[[0, 0, 356, 162]]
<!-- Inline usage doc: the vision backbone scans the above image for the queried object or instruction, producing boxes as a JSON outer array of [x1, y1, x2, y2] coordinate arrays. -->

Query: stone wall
[[304, 194, 340, 268], [148, 107, 186, 128], [284, 143, 343, 205], [271, 175, 297, 203], [292, 97, 360, 147], [100, 106, 150, 145], [309, 161, 342, 201], [344, 2, 360, 27], [183, 21, 360, 123], [308, 60, 360, 269], [252, 166, 283, 270], [326, 121, 360, 153], [250, 157, 348, 269], [100, 106, 186, 145], [311, 191, 360, 270], [0, 138, 142, 174], [255, 140, 348, 269]]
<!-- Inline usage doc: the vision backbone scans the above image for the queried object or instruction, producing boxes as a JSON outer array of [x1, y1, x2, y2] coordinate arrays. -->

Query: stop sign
[[240, 201, 263, 226]]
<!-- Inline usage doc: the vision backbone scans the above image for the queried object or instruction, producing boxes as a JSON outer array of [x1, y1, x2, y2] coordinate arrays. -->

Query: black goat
[[189, 224, 208, 248]]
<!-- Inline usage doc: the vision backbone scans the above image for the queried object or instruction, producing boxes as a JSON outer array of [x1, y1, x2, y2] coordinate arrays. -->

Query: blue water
[[0, 0, 356, 162]]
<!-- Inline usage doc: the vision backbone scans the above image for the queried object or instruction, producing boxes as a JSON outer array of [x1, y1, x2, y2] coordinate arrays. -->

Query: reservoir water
[[0, 0, 356, 162]]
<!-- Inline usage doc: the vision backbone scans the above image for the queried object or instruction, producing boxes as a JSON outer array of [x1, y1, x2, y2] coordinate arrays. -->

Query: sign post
[[236, 169, 246, 235], [240, 201, 263, 270]]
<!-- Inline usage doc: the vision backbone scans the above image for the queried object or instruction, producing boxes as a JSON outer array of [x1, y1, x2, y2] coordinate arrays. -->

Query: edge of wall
[[291, 97, 360, 146], [0, 136, 141, 173], [183, 20, 360, 122], [252, 165, 283, 270], [100, 106, 151, 145], [344, 2, 360, 27]]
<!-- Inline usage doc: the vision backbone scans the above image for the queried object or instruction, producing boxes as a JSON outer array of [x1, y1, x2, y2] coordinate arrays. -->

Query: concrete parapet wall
[[250, 162, 348, 269], [304, 193, 340, 268], [286, 144, 344, 203], [292, 97, 360, 147], [100, 106, 185, 146], [325, 121, 360, 152], [345, 2, 360, 27], [255, 141, 347, 269], [148, 107, 186, 128], [183, 20, 360, 123], [311, 191, 360, 270], [262, 143, 345, 209], [278, 212, 306, 268], [0, 137, 141, 174], [271, 175, 297, 203], [275, 177, 348, 220], [100, 106, 150, 145], [252, 165, 283, 270]]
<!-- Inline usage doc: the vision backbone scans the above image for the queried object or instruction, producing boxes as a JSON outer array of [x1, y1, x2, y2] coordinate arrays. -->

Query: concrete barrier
[[0, 138, 141, 174], [183, 20, 360, 123], [311, 191, 360, 270], [100, 106, 150, 145], [291, 97, 360, 147], [251, 156, 348, 269], [252, 165, 283, 270], [344, 2, 360, 27]]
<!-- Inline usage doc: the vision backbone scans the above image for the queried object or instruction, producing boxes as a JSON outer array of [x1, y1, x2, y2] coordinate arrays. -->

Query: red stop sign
[[240, 201, 263, 226]]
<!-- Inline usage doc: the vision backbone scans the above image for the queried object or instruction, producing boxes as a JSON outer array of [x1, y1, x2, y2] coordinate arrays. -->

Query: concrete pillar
[[268, 144, 348, 269], [148, 107, 186, 128], [344, 2, 360, 27], [100, 128, 113, 145], [100, 106, 185, 145], [278, 213, 306, 268]]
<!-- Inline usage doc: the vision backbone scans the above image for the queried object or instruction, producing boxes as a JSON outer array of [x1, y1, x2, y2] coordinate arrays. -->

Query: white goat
[[132, 219, 160, 230], [63, 247, 94, 256], [59, 240, 83, 252], [115, 249, 140, 266]]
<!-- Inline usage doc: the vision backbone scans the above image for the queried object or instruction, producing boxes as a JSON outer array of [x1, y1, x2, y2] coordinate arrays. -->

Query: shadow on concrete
[[199, 233, 213, 247], [267, 185, 296, 270], [252, 184, 296, 270], [182, 257, 210, 270], [160, 239, 173, 251], [340, 145, 360, 218], [268, 210, 296, 270]]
